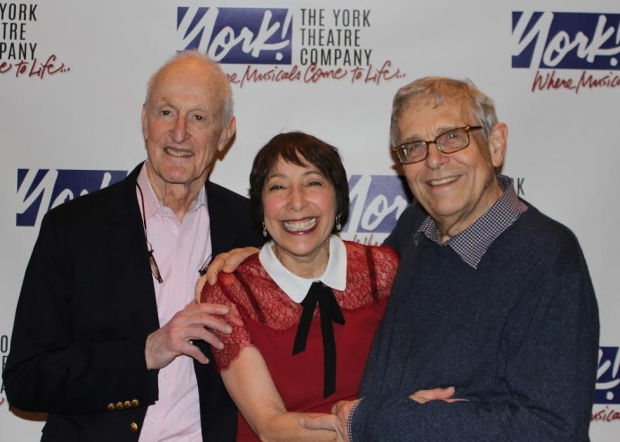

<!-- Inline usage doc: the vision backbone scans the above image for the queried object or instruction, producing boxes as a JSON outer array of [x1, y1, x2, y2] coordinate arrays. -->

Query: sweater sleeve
[[351, 235, 599, 441]]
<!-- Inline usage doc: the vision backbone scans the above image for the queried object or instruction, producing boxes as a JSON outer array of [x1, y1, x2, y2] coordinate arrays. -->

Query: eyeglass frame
[[391, 125, 483, 164], [136, 183, 164, 284], [136, 182, 213, 283]]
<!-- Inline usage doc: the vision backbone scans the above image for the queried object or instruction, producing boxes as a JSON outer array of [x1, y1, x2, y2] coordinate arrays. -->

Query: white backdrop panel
[[1, 0, 619, 439]]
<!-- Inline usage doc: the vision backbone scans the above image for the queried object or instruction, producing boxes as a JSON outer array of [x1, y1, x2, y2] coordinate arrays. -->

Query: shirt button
[[179, 241, 183, 248]]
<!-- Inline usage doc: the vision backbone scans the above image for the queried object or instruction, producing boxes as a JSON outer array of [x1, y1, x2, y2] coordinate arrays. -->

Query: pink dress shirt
[[137, 165, 211, 442]]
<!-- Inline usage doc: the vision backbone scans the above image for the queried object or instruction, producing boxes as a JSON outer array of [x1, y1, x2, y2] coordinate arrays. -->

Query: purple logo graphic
[[17, 169, 127, 227], [177, 7, 293, 64], [344, 175, 410, 234], [595, 347, 620, 404], [512, 12, 620, 70]]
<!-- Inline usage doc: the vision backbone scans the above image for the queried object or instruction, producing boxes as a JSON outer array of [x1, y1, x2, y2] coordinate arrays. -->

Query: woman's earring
[[262, 222, 268, 238], [335, 215, 342, 232]]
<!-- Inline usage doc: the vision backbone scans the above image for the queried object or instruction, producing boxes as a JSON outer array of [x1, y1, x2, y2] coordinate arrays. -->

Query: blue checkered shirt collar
[[414, 175, 527, 269]]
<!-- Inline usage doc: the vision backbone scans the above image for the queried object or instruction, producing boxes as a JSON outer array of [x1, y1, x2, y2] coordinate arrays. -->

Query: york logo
[[595, 347, 620, 404], [512, 12, 620, 70], [343, 175, 410, 234], [17, 169, 127, 227], [177, 7, 293, 64]]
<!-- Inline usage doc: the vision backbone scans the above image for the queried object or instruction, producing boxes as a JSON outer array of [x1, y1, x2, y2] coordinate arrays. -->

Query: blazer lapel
[[106, 163, 160, 333], [206, 181, 237, 257]]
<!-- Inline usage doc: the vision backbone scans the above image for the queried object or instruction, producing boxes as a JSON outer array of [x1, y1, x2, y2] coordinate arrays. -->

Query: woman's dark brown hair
[[249, 131, 350, 234]]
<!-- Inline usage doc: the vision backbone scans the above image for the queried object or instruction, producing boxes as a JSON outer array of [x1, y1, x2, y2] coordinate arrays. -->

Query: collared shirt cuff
[[347, 398, 363, 442]]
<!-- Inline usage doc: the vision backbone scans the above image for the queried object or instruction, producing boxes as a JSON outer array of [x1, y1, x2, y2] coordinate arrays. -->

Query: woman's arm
[[222, 346, 336, 442]]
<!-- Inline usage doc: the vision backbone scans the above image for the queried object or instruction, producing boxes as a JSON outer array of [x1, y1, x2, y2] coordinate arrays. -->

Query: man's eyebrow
[[154, 98, 210, 112], [150, 97, 176, 109], [400, 126, 461, 143]]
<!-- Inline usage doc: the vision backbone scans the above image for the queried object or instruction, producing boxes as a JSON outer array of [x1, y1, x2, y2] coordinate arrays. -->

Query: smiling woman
[[200, 132, 400, 442]]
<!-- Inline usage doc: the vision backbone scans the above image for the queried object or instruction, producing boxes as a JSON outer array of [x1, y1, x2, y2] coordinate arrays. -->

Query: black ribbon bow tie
[[293, 281, 346, 398]]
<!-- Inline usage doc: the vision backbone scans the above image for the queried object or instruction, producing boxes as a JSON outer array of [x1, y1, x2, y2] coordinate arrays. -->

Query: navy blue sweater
[[353, 202, 599, 441]]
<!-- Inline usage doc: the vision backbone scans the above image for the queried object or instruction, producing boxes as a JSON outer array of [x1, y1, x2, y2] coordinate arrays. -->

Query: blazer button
[[107, 403, 116, 411], [130, 422, 139, 432], [116, 401, 124, 410], [124, 400, 132, 409], [131, 399, 140, 407]]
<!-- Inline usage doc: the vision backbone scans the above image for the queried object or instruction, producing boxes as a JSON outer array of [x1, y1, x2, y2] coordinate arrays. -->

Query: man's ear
[[488, 123, 508, 168], [141, 105, 148, 141], [218, 116, 237, 152]]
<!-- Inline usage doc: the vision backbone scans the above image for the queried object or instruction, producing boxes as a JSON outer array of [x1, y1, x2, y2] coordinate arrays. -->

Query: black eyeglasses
[[136, 183, 163, 284], [198, 256, 211, 277], [392, 126, 483, 164]]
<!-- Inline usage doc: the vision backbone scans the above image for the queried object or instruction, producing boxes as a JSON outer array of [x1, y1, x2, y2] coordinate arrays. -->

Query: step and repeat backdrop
[[1, 0, 619, 439]]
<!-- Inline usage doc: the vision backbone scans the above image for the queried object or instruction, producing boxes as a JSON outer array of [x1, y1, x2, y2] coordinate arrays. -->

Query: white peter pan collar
[[258, 235, 347, 303]]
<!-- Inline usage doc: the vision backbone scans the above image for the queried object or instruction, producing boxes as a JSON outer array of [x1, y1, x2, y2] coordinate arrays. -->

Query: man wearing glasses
[[301, 77, 600, 441], [4, 51, 263, 441]]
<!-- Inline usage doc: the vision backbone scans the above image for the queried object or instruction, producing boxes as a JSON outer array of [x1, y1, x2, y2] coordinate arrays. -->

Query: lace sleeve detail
[[336, 242, 400, 309], [201, 246, 400, 369], [201, 273, 253, 372], [369, 244, 400, 298], [200, 255, 304, 370]]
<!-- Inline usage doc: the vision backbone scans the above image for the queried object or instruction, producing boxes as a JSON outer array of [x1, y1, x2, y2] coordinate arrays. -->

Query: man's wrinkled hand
[[145, 301, 233, 369], [410, 386, 465, 403], [205, 247, 259, 286], [298, 399, 357, 442]]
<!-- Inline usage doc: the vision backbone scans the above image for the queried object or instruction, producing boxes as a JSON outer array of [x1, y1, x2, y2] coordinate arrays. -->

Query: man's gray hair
[[144, 50, 234, 126], [390, 77, 498, 146]]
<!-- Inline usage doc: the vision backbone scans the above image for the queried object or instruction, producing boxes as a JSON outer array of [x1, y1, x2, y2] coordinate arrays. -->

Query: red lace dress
[[201, 240, 399, 441]]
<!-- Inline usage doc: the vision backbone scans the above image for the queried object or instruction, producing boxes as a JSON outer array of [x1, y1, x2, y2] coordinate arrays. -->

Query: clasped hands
[[184, 248, 463, 441], [298, 387, 461, 442]]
